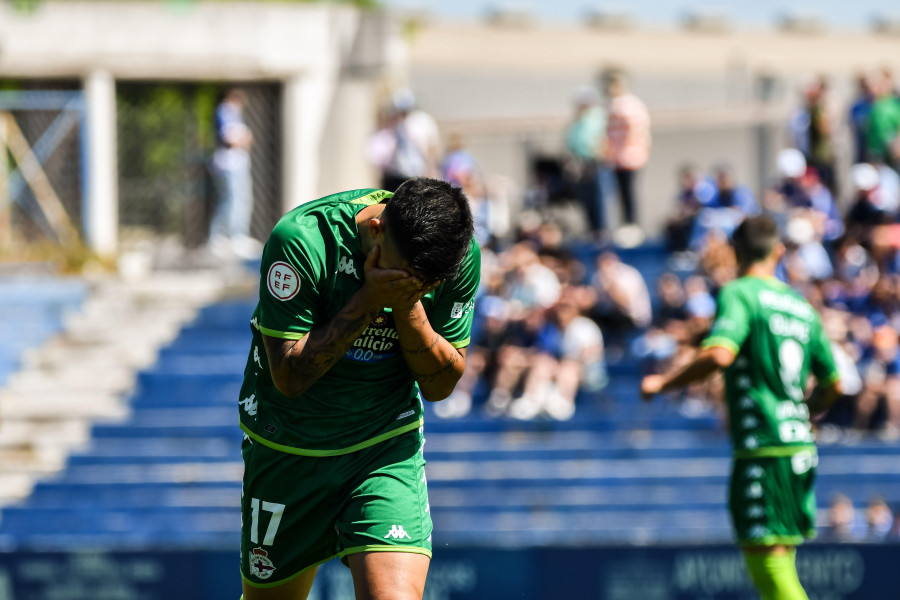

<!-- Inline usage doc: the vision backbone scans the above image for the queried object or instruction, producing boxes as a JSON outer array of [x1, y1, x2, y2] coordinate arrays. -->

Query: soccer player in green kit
[[238, 178, 478, 600], [641, 215, 841, 600]]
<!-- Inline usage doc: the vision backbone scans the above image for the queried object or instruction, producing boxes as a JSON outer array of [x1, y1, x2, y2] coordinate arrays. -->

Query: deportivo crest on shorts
[[267, 261, 300, 301], [249, 547, 276, 579]]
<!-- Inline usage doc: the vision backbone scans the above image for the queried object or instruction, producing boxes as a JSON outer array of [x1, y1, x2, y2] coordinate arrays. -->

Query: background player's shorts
[[240, 429, 433, 589], [729, 450, 818, 547]]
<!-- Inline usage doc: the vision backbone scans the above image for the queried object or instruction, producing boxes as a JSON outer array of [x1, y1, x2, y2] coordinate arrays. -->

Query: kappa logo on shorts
[[384, 524, 412, 539], [267, 261, 300, 301], [240, 394, 258, 417], [249, 547, 276, 579]]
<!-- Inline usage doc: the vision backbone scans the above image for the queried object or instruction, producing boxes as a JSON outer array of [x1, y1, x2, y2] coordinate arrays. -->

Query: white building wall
[[0, 1, 402, 253]]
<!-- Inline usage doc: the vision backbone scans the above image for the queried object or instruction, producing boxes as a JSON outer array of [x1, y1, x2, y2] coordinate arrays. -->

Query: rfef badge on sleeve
[[267, 261, 300, 301]]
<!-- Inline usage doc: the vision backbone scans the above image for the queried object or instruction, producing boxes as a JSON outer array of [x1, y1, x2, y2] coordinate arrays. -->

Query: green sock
[[743, 548, 808, 600]]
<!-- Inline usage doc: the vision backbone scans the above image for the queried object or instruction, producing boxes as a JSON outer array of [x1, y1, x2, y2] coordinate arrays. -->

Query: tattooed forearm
[[267, 293, 378, 397], [289, 311, 369, 381], [401, 334, 440, 355], [410, 351, 460, 383]]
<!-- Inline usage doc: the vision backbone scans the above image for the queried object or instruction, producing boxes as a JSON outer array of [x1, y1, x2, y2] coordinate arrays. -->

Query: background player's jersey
[[239, 188, 481, 455], [702, 276, 839, 458]]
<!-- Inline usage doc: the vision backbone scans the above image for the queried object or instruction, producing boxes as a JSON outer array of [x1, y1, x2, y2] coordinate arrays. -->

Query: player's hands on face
[[362, 245, 433, 310], [640, 375, 665, 401]]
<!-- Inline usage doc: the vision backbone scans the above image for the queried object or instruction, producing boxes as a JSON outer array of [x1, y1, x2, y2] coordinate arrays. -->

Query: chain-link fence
[[116, 82, 283, 249]]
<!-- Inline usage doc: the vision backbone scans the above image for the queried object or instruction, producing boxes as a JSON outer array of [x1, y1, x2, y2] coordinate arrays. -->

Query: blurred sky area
[[381, 0, 899, 29]]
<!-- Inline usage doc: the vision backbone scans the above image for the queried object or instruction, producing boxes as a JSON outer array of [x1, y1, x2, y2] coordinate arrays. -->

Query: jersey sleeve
[[428, 239, 481, 349], [256, 221, 323, 340], [809, 316, 840, 387], [701, 284, 750, 355]]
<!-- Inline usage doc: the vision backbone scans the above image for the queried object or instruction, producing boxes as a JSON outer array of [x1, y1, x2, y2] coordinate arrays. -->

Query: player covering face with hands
[[641, 215, 841, 600], [238, 178, 479, 600]]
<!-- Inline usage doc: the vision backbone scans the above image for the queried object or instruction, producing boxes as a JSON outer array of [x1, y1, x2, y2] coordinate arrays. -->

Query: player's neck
[[742, 262, 776, 280]]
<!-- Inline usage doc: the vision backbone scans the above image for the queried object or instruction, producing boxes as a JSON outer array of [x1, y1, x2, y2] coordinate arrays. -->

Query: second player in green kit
[[239, 178, 479, 600], [641, 215, 841, 600]]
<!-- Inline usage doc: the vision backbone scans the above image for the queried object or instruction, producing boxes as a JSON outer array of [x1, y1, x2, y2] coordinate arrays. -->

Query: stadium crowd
[[366, 74, 900, 533], [367, 69, 900, 438]]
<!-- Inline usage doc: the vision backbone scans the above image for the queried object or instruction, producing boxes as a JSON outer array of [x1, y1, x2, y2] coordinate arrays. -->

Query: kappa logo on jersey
[[338, 256, 358, 279], [267, 261, 300, 301], [384, 524, 411, 539], [240, 394, 258, 416], [249, 547, 276, 579]]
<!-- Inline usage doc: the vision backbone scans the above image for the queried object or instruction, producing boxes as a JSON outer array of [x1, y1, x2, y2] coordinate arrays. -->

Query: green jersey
[[702, 276, 839, 459], [239, 188, 480, 456]]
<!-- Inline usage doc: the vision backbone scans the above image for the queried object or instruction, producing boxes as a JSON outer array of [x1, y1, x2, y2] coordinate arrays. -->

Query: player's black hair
[[731, 214, 779, 267], [383, 177, 474, 284]]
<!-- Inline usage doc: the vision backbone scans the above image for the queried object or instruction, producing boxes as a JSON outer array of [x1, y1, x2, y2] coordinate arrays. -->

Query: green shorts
[[240, 428, 433, 589], [729, 450, 818, 547]]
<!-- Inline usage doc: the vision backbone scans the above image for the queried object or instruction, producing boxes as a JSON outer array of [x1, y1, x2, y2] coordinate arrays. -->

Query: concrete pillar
[[282, 68, 337, 212], [83, 70, 118, 257]]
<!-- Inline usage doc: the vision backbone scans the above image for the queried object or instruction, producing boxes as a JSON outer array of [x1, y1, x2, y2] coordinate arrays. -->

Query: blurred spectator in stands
[[865, 496, 895, 540], [367, 88, 440, 192], [866, 72, 900, 171], [665, 163, 711, 256], [602, 68, 650, 248], [805, 76, 839, 193], [846, 163, 893, 235], [850, 73, 877, 164], [478, 242, 563, 416], [508, 293, 606, 420], [683, 275, 716, 323], [655, 273, 688, 327], [564, 85, 608, 237], [771, 149, 844, 243], [506, 242, 562, 315], [854, 325, 900, 436], [442, 132, 511, 248], [483, 304, 547, 417], [823, 494, 866, 541], [782, 215, 833, 284], [209, 88, 261, 260], [590, 251, 651, 356], [689, 164, 758, 253], [816, 308, 865, 433]]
